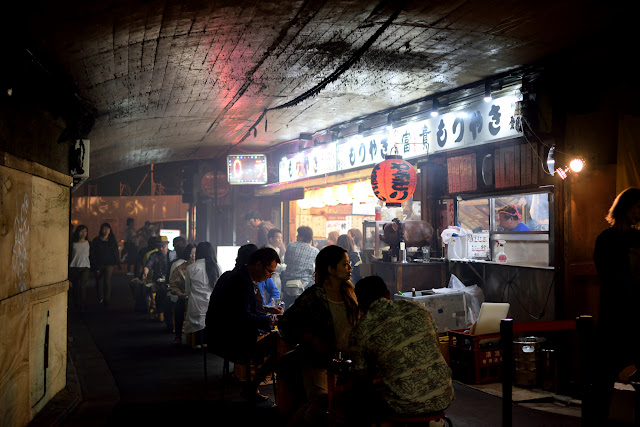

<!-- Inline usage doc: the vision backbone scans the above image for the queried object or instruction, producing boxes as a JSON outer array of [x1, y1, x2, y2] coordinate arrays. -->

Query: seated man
[[205, 247, 283, 401], [343, 275, 454, 426], [141, 236, 172, 328]]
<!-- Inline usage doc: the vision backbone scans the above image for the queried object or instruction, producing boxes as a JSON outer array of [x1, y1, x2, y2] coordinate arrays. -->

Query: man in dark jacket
[[205, 247, 282, 401]]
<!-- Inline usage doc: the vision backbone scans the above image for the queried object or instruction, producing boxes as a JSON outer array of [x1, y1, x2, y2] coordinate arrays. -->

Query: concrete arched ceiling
[[10, 0, 626, 178]]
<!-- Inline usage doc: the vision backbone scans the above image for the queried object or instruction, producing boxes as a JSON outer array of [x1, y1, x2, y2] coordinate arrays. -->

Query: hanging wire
[[229, 0, 410, 152], [522, 117, 585, 176]]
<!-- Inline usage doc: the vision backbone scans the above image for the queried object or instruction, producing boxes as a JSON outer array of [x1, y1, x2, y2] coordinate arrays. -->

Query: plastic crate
[[448, 329, 503, 384]]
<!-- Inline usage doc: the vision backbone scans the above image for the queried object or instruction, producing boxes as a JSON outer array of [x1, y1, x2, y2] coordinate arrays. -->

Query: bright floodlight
[[569, 158, 584, 173]]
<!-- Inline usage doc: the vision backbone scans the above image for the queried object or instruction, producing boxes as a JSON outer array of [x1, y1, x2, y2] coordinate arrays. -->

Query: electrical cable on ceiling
[[228, 0, 410, 153], [522, 117, 585, 176]]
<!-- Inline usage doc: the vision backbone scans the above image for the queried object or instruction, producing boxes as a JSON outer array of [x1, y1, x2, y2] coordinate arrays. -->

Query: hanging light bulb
[[333, 184, 352, 205], [322, 187, 338, 206], [484, 81, 492, 102], [430, 98, 440, 117], [311, 189, 325, 208], [351, 181, 372, 202], [569, 158, 585, 173], [297, 191, 313, 209]]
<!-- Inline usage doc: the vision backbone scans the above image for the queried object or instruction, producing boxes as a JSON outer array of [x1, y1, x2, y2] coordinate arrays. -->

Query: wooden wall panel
[[0, 281, 68, 426], [30, 176, 70, 287], [31, 290, 67, 414], [1, 155, 70, 426], [0, 165, 34, 300], [0, 294, 30, 427]]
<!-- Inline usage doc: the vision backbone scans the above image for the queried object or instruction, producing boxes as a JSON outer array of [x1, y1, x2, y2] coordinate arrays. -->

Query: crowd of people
[[67, 191, 640, 425], [68, 213, 454, 426]]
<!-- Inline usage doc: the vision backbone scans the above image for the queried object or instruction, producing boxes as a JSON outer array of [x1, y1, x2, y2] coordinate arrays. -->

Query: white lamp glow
[[569, 158, 584, 173], [322, 187, 338, 206], [297, 191, 313, 209]]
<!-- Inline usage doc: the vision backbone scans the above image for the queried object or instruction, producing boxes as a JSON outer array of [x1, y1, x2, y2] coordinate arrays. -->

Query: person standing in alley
[[282, 226, 319, 307], [90, 223, 120, 308], [137, 220, 154, 252], [245, 210, 286, 254], [122, 217, 138, 275], [185, 242, 221, 348], [348, 228, 363, 253], [69, 225, 91, 312], [588, 187, 640, 426], [168, 243, 196, 345]]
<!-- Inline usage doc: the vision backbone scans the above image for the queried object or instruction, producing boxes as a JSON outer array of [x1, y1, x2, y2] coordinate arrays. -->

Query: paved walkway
[[31, 271, 588, 426]]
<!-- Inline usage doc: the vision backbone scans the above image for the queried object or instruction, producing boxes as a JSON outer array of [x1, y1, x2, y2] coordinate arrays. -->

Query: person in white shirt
[[185, 242, 222, 348], [69, 225, 91, 312]]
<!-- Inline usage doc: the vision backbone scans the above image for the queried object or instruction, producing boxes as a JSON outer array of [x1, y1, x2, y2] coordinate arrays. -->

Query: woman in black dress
[[90, 222, 120, 308]]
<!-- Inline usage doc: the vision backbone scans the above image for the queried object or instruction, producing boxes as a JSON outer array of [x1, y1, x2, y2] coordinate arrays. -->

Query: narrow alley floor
[[31, 270, 592, 426]]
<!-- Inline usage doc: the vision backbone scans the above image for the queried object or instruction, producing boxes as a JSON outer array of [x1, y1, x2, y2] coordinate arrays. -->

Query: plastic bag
[[445, 274, 485, 325], [440, 226, 473, 245]]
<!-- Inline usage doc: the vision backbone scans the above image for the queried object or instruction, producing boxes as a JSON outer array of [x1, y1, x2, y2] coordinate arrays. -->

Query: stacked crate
[[448, 329, 503, 384]]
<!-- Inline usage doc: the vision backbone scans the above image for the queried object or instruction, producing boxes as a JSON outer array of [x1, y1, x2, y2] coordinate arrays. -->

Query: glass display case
[[455, 190, 553, 266], [362, 220, 390, 262]]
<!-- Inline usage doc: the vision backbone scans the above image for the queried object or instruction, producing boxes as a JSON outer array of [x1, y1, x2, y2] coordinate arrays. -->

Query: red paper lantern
[[201, 171, 230, 198], [370, 155, 417, 207]]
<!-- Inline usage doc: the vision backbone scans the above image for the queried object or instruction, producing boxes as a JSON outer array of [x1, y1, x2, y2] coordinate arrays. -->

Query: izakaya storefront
[[259, 85, 526, 253]]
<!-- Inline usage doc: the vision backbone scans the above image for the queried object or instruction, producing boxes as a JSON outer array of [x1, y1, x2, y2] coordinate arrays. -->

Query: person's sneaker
[[173, 337, 182, 345], [194, 344, 202, 349]]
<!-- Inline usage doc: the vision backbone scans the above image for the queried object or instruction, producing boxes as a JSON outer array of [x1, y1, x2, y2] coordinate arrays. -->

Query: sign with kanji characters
[[388, 93, 522, 159], [467, 232, 490, 259], [277, 92, 523, 183], [278, 142, 337, 181]]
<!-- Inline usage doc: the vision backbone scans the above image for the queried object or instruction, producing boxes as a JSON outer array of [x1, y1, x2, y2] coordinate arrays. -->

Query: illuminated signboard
[[388, 93, 523, 159], [227, 154, 268, 185], [278, 92, 523, 182], [336, 133, 389, 171], [278, 142, 337, 182]]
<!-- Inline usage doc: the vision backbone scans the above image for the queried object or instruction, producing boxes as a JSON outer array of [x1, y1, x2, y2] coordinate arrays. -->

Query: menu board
[[447, 153, 477, 193], [467, 232, 490, 259]]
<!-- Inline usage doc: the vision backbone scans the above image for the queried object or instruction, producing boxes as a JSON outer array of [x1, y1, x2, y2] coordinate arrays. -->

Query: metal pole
[[501, 318, 513, 427]]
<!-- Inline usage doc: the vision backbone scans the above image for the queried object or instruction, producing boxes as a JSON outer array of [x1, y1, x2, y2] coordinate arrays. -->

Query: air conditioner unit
[[71, 139, 90, 191]]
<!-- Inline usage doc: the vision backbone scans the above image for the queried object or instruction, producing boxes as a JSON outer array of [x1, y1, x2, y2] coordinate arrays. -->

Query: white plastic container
[[495, 240, 508, 263], [447, 234, 467, 260]]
